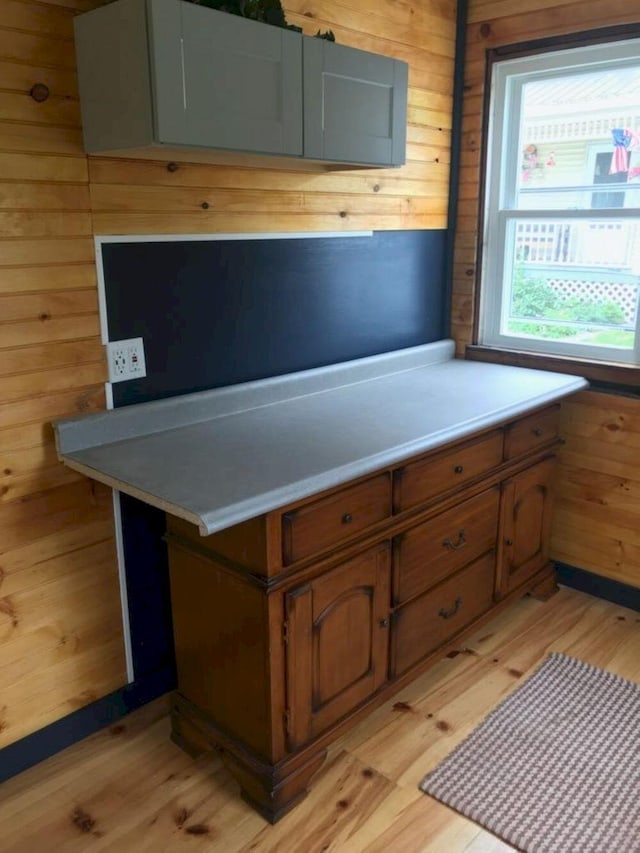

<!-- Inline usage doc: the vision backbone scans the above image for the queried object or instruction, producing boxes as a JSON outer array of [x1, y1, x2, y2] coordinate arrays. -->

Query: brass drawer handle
[[532, 428, 543, 437], [454, 464, 464, 474], [341, 513, 353, 524], [442, 530, 467, 551], [439, 597, 462, 620], [379, 618, 389, 628]]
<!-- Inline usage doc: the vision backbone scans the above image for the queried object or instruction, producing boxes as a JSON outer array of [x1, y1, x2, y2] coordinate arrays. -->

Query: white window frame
[[479, 38, 640, 366]]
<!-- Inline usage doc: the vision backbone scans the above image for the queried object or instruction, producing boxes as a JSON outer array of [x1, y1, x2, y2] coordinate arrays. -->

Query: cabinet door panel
[[304, 39, 407, 165], [285, 543, 390, 748], [497, 457, 555, 596], [151, 0, 303, 154]]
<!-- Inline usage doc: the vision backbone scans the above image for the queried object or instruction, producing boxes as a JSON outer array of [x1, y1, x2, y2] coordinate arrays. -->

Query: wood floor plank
[[0, 588, 638, 852]]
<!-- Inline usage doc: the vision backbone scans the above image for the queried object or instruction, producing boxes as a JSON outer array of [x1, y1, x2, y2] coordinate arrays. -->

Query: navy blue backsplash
[[103, 230, 448, 682]]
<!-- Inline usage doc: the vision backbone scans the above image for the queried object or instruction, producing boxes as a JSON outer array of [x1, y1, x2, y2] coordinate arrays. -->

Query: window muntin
[[480, 40, 640, 365]]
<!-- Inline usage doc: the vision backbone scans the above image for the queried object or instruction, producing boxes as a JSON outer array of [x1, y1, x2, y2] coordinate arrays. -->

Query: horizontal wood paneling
[[552, 390, 640, 588], [0, 338, 103, 375], [455, 0, 640, 589], [0, 121, 83, 155], [0, 264, 96, 295], [0, 153, 87, 183], [0, 0, 125, 749], [0, 0, 456, 750], [0, 386, 105, 430]]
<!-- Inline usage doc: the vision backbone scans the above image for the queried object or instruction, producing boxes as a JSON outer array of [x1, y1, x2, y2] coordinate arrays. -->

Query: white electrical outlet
[[106, 337, 147, 383]]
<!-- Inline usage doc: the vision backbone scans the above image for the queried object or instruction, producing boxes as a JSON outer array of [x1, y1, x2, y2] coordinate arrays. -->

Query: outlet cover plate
[[106, 337, 147, 383]]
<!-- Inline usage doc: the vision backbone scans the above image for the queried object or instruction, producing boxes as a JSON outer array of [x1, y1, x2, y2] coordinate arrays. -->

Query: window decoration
[[610, 128, 640, 174], [521, 144, 540, 182]]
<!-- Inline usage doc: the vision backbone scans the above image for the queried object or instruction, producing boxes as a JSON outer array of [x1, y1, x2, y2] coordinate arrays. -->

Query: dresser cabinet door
[[284, 543, 390, 749], [497, 457, 555, 596]]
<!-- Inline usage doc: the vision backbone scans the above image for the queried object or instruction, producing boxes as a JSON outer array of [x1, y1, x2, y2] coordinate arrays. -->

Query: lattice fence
[[547, 277, 639, 324]]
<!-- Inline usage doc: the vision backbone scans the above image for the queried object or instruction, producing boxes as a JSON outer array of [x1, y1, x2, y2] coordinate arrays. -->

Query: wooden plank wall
[[453, 0, 640, 589], [0, 0, 456, 748], [0, 0, 126, 750], [553, 389, 640, 589]]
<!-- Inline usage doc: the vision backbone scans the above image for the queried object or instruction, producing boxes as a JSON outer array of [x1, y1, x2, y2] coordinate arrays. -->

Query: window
[[479, 39, 640, 366]]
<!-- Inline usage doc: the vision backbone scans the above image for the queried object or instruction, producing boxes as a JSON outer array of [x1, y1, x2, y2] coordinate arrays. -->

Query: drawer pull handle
[[379, 618, 389, 628], [533, 428, 543, 437], [505, 538, 514, 547], [443, 530, 467, 551], [454, 465, 464, 474], [439, 597, 462, 620], [341, 513, 353, 525]]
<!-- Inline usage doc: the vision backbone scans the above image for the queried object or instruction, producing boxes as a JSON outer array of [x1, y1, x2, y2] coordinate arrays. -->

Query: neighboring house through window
[[479, 37, 640, 365]]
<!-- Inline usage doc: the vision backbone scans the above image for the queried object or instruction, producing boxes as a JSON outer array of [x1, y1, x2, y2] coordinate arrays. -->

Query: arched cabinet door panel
[[497, 457, 556, 597], [284, 543, 391, 749]]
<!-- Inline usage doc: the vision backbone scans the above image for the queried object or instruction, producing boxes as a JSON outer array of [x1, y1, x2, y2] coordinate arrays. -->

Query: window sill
[[465, 345, 640, 391]]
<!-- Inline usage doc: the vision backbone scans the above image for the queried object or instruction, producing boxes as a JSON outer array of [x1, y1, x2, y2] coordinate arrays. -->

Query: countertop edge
[[63, 375, 588, 537]]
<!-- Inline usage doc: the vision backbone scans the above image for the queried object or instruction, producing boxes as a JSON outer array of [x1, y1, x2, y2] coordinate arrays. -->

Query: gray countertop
[[54, 340, 588, 535]]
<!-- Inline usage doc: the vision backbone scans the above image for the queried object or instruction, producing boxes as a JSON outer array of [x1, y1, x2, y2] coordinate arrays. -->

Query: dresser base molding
[[169, 562, 558, 823], [170, 694, 328, 823], [527, 564, 560, 601]]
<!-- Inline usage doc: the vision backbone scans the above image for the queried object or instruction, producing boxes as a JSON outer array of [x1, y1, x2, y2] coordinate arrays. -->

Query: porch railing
[[515, 220, 639, 270]]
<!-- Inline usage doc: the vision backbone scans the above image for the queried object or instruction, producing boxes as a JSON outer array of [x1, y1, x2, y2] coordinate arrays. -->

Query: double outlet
[[106, 337, 147, 383]]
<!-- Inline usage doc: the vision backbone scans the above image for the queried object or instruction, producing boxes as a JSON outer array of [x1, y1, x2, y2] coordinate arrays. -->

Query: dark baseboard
[[0, 666, 176, 785], [556, 563, 640, 612]]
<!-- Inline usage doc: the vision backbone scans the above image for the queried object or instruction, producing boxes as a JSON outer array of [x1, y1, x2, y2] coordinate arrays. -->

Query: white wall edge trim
[[111, 489, 135, 683], [97, 224, 134, 682], [93, 231, 373, 244], [94, 238, 110, 344]]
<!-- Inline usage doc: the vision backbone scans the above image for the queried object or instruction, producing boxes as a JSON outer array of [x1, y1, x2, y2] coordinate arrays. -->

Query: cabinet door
[[303, 39, 407, 165], [497, 457, 555, 597], [284, 543, 390, 748], [149, 0, 303, 155]]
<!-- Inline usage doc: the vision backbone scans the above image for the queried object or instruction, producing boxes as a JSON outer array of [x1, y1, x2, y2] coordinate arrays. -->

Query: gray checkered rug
[[420, 652, 640, 852]]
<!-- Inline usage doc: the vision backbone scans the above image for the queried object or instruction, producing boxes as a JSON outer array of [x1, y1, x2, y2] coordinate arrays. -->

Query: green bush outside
[[510, 265, 626, 329]]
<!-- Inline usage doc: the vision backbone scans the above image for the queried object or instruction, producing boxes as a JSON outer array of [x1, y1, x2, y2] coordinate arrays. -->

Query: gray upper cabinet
[[303, 39, 408, 166], [74, 0, 407, 167], [75, 0, 302, 157], [150, 0, 303, 155]]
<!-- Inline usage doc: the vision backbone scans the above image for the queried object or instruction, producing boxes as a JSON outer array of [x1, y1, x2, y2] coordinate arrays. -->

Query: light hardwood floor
[[1, 586, 638, 852]]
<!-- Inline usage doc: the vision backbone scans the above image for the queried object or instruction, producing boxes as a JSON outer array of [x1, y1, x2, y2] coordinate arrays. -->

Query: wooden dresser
[[165, 402, 561, 822]]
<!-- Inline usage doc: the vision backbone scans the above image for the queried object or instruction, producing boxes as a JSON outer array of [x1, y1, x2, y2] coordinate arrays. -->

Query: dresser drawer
[[282, 473, 391, 565], [392, 487, 499, 606], [504, 405, 560, 460], [391, 552, 495, 677], [393, 431, 503, 513]]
